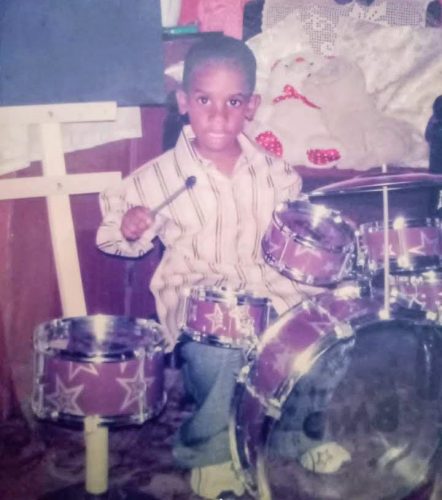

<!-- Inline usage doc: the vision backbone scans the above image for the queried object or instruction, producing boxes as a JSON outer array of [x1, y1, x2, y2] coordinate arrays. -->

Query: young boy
[[96, 35, 318, 498]]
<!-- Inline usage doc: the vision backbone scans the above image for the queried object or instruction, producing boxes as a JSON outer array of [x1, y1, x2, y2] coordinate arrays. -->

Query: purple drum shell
[[32, 315, 166, 426], [181, 287, 271, 348], [250, 288, 378, 399], [262, 201, 355, 286], [37, 353, 164, 424], [230, 286, 442, 499], [359, 218, 442, 273]]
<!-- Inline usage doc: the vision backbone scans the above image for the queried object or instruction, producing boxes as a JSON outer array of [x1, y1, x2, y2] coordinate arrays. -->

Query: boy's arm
[[96, 178, 162, 258]]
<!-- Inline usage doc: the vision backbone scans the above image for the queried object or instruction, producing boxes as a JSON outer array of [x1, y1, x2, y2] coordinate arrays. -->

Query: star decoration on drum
[[265, 238, 284, 257], [116, 365, 151, 411], [46, 375, 84, 415], [382, 243, 397, 258], [205, 304, 226, 332], [309, 318, 334, 338], [119, 361, 130, 374], [407, 243, 425, 257], [68, 360, 99, 381], [300, 303, 335, 339], [293, 244, 322, 258], [322, 260, 338, 273], [409, 231, 440, 256]]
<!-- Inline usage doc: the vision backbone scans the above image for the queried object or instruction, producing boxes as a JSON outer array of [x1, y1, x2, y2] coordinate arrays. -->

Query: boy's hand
[[121, 206, 154, 241]]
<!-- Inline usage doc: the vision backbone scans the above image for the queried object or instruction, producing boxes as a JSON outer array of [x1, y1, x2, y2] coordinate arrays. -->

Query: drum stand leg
[[39, 415, 158, 500], [84, 415, 109, 496]]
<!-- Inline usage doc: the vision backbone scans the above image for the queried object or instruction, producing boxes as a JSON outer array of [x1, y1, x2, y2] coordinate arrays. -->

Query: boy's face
[[176, 62, 260, 160]]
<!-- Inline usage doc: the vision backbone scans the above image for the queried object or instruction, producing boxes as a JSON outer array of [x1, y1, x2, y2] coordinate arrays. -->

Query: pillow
[[246, 11, 311, 93], [335, 17, 442, 136]]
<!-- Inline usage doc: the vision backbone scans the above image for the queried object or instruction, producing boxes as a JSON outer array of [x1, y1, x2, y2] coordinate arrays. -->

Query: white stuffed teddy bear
[[302, 57, 426, 170], [246, 52, 343, 168], [247, 53, 426, 170]]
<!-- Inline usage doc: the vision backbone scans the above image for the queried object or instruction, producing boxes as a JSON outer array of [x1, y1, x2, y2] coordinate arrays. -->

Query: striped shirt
[[97, 125, 320, 348]]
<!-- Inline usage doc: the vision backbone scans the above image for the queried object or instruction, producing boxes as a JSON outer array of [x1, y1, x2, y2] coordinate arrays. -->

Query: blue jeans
[[172, 340, 247, 468]]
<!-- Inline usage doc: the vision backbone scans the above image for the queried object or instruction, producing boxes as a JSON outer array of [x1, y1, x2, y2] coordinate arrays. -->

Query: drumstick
[[382, 164, 391, 319], [151, 176, 197, 216]]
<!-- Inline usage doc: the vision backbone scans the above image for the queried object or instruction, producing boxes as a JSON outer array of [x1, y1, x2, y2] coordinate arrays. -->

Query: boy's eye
[[228, 98, 242, 107], [197, 96, 209, 105]]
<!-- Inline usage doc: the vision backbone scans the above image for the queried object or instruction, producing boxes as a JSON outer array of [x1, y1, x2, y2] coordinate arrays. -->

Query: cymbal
[[309, 171, 442, 197]]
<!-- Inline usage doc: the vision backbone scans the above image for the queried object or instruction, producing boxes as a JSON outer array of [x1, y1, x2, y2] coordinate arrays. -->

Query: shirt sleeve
[[96, 168, 163, 258]]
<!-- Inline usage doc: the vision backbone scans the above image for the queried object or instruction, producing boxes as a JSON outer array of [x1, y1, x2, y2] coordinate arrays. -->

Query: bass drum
[[230, 285, 442, 500]]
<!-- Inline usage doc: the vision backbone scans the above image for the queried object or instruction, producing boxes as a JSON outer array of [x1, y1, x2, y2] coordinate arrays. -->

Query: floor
[[0, 368, 253, 500], [1, 364, 442, 500]]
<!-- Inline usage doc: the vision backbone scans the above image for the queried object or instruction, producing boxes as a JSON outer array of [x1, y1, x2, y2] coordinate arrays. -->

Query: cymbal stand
[[381, 163, 391, 320]]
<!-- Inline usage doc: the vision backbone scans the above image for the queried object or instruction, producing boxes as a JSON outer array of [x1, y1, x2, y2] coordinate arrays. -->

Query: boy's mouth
[[207, 132, 228, 140]]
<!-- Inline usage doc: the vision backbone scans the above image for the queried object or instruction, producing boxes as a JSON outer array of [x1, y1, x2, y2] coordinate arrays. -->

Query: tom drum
[[180, 286, 272, 349], [262, 201, 356, 286]]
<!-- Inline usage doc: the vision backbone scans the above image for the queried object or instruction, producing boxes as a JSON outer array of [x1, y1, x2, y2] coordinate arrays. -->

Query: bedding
[[245, 12, 441, 170]]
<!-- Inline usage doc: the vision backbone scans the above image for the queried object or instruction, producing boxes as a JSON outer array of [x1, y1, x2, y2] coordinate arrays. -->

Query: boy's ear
[[245, 94, 261, 121], [175, 88, 189, 115]]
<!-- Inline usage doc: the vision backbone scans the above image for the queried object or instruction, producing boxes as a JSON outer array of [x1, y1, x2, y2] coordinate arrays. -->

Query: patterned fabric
[[272, 84, 320, 109], [97, 125, 320, 348], [255, 130, 283, 157], [306, 148, 341, 166], [262, 0, 431, 52]]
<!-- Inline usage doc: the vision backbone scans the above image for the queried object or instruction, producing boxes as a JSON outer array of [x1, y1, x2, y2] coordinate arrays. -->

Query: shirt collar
[[176, 124, 260, 172]]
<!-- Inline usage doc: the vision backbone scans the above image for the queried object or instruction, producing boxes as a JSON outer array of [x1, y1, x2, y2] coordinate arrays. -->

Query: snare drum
[[358, 217, 442, 274], [180, 287, 272, 349], [230, 285, 442, 499], [32, 315, 166, 426], [262, 201, 356, 286]]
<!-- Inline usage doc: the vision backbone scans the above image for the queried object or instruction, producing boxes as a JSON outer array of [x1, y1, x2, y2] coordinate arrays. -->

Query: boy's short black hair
[[182, 34, 257, 94]]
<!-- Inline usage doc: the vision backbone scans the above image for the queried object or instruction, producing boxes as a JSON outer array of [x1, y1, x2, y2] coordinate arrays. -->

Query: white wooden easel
[[0, 101, 127, 495], [0, 102, 122, 317]]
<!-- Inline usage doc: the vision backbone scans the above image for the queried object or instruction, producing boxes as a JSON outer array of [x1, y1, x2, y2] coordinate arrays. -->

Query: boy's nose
[[209, 104, 228, 123]]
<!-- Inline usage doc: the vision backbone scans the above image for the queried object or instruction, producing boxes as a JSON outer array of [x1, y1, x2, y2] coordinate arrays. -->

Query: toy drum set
[[228, 171, 442, 499], [176, 172, 442, 498], [31, 170, 442, 499]]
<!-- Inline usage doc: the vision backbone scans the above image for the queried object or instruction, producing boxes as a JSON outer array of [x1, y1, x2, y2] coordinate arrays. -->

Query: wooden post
[[0, 102, 122, 317]]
